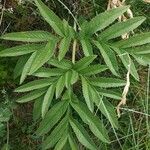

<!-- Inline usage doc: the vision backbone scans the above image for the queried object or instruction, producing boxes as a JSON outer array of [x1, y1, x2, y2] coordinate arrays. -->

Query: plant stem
[[0, 0, 6, 26], [72, 40, 77, 64], [146, 64, 150, 134], [72, 22, 77, 64], [6, 121, 9, 149]]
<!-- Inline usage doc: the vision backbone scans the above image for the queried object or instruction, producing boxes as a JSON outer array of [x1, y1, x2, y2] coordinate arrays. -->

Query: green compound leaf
[[125, 45, 150, 55], [48, 58, 72, 69], [36, 100, 68, 136], [0, 31, 56, 42], [33, 67, 65, 78], [81, 76, 94, 112], [96, 88, 122, 100], [42, 115, 69, 149], [14, 55, 29, 79], [54, 133, 68, 150], [58, 36, 72, 61], [34, 0, 64, 36], [94, 40, 119, 76], [89, 77, 126, 88], [73, 55, 97, 71], [100, 16, 146, 40], [70, 118, 97, 150], [113, 32, 150, 48], [79, 64, 108, 76], [42, 84, 56, 118], [83, 6, 130, 35], [29, 40, 57, 74], [112, 46, 139, 81], [0, 44, 44, 57], [20, 52, 37, 84], [88, 86, 119, 128], [16, 88, 46, 103], [56, 75, 65, 99], [33, 97, 43, 121], [15, 78, 54, 92], [80, 38, 93, 56], [68, 133, 79, 150], [71, 100, 110, 143]]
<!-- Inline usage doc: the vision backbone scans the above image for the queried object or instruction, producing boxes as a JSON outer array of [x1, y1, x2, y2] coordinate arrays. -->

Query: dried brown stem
[[117, 57, 131, 117]]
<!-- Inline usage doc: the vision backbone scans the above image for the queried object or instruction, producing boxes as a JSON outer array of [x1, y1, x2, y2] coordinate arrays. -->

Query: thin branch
[[6, 121, 9, 149], [72, 22, 77, 64], [119, 107, 150, 117], [146, 64, 150, 132], [0, 0, 6, 26]]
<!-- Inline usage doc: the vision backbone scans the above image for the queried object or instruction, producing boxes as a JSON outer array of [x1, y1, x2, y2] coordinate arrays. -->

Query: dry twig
[[117, 57, 131, 117], [143, 0, 150, 3], [107, 0, 133, 117], [0, 0, 6, 26]]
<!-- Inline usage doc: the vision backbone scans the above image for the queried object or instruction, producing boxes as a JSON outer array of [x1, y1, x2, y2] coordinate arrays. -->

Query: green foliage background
[[0, 0, 149, 150]]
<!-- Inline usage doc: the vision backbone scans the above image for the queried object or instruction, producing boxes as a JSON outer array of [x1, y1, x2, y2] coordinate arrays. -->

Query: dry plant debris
[[143, 0, 150, 3], [107, 0, 133, 117], [117, 57, 131, 117]]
